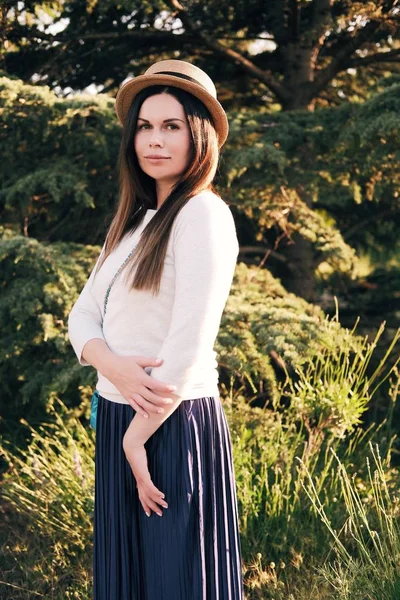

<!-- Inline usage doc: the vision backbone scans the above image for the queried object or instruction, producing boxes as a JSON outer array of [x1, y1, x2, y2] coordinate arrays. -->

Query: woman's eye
[[136, 123, 180, 131]]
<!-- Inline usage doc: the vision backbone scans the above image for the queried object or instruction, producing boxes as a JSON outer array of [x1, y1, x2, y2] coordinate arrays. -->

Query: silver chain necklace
[[103, 206, 151, 316], [103, 242, 138, 316]]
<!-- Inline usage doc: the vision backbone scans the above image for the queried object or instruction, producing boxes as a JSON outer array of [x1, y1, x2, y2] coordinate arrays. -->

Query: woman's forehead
[[138, 93, 185, 121]]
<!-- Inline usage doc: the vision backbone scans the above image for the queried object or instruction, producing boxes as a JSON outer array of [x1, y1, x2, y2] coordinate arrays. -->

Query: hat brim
[[115, 74, 229, 148]]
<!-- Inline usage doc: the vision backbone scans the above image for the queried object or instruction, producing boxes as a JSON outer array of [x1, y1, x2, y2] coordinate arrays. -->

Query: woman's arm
[[81, 338, 118, 377], [123, 195, 239, 517], [69, 242, 178, 416], [124, 195, 239, 446], [123, 389, 182, 446], [68, 244, 106, 366]]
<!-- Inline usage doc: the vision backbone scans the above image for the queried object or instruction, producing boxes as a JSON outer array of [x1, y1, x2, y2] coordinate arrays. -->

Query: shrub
[[0, 399, 95, 599]]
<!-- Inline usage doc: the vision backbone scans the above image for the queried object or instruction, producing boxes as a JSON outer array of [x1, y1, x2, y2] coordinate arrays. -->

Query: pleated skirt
[[93, 393, 244, 600]]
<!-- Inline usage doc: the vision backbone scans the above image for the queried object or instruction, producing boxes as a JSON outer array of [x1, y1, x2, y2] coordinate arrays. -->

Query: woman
[[68, 59, 244, 600]]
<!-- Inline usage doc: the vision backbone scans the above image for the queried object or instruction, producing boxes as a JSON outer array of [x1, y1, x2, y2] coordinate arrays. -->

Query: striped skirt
[[93, 393, 244, 600]]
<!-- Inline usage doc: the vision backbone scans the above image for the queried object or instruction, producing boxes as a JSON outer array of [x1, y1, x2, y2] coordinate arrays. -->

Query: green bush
[[0, 232, 100, 441], [0, 76, 119, 243], [1, 223, 398, 445], [2, 322, 398, 598], [300, 432, 400, 600], [2, 231, 372, 448], [0, 399, 95, 599]]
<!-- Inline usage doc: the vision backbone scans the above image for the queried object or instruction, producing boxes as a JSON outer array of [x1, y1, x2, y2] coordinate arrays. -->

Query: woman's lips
[[144, 155, 170, 160]]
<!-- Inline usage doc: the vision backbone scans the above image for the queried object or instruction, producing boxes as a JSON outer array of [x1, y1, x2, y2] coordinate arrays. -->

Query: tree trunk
[[280, 233, 318, 302], [274, 44, 320, 299]]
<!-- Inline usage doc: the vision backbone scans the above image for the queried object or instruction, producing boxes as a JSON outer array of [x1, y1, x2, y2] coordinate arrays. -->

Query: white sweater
[[68, 191, 239, 404]]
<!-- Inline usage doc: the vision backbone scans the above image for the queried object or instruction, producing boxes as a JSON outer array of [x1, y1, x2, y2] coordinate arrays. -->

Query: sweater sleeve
[[68, 244, 106, 366], [149, 196, 239, 397]]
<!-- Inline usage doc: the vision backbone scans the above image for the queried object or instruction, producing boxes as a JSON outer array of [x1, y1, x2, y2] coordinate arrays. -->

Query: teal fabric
[[90, 389, 100, 430]]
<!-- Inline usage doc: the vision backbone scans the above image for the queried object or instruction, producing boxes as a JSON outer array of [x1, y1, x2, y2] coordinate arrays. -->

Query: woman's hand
[[122, 433, 168, 517], [104, 354, 177, 419]]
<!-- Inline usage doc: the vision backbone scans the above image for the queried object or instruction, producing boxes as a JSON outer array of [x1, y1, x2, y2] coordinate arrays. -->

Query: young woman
[[68, 59, 244, 600]]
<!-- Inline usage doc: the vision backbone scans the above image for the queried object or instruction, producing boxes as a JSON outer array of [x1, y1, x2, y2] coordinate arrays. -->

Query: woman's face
[[134, 93, 191, 189]]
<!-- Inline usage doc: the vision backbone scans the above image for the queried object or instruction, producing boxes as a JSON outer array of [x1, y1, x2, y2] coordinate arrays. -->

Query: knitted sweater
[[67, 191, 239, 403]]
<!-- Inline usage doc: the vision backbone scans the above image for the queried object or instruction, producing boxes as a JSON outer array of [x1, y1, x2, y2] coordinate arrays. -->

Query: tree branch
[[347, 47, 400, 67], [166, 0, 289, 103], [288, 0, 300, 41], [22, 26, 192, 44], [311, 0, 333, 47], [342, 208, 399, 241], [312, 0, 332, 27], [20, 25, 275, 45], [313, 0, 399, 93]]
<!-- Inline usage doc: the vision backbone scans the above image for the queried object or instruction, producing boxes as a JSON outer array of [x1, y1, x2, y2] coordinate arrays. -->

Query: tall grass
[[222, 324, 400, 599], [0, 399, 94, 599], [299, 435, 400, 599], [0, 324, 399, 599]]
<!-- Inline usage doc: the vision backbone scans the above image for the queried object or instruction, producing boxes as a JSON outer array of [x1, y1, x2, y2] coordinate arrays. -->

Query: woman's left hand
[[122, 435, 168, 517]]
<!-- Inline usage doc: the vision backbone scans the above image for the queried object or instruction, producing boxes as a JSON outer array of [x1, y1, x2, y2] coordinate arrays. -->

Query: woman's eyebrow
[[137, 117, 186, 123]]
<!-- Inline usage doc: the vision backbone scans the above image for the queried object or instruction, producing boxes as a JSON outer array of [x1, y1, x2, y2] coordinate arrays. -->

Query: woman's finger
[[128, 394, 149, 418], [139, 497, 152, 517], [139, 485, 168, 512], [133, 390, 168, 415], [146, 488, 168, 510], [143, 480, 166, 501], [138, 385, 175, 408], [138, 490, 161, 517], [145, 497, 164, 516], [126, 397, 142, 415], [150, 493, 168, 509]]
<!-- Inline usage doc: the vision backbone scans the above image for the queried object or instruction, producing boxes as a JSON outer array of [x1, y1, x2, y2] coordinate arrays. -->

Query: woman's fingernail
[[169, 386, 177, 391], [156, 512, 162, 517], [145, 512, 150, 517], [155, 358, 163, 363], [143, 413, 149, 419]]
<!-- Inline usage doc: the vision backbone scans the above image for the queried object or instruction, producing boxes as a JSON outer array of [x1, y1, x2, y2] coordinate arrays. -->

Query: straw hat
[[115, 59, 229, 148]]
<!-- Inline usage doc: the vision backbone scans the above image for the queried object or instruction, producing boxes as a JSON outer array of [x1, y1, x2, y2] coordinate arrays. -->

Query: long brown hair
[[94, 85, 220, 296]]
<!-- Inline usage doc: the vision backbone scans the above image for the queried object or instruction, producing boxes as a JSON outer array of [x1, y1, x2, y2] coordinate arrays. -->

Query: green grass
[[0, 327, 399, 599], [0, 400, 94, 599]]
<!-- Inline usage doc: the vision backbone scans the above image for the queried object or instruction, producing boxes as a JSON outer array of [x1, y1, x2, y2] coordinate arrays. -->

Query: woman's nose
[[149, 129, 163, 147]]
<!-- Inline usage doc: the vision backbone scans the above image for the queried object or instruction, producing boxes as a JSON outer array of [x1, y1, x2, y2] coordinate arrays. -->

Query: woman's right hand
[[105, 355, 177, 419]]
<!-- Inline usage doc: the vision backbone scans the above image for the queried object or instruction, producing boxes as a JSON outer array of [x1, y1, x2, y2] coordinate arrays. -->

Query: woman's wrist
[[99, 350, 120, 380], [81, 338, 118, 379], [124, 390, 182, 446]]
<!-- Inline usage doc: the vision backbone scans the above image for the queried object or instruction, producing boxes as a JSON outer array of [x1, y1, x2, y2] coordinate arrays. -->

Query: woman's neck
[[156, 180, 176, 209]]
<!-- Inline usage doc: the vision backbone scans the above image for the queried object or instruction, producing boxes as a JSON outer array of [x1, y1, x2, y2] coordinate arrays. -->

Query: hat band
[[154, 71, 209, 92]]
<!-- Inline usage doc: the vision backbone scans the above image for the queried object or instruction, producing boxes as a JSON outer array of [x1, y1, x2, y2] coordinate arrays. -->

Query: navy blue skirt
[[93, 393, 244, 600]]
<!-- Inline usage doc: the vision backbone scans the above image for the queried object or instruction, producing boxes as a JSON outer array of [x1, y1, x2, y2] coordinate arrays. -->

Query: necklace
[[103, 206, 149, 316], [103, 242, 138, 316]]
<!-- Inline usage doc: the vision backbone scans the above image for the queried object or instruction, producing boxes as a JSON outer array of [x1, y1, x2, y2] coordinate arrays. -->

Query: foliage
[[1, 354, 399, 598], [0, 231, 99, 438], [223, 81, 400, 275], [283, 321, 400, 442], [2, 0, 400, 111], [222, 327, 399, 548], [1, 75, 400, 285], [218, 261, 399, 410], [0, 399, 95, 599], [300, 438, 400, 600], [222, 369, 400, 598], [3, 226, 386, 446], [0, 75, 120, 242]]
